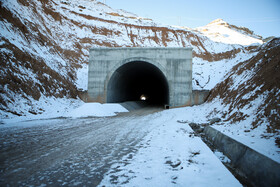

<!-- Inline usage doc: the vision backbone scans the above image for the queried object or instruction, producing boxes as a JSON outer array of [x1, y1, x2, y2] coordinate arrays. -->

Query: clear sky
[[106, 0, 280, 38]]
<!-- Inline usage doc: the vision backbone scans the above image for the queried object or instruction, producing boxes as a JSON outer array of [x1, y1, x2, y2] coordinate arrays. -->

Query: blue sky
[[106, 0, 280, 38]]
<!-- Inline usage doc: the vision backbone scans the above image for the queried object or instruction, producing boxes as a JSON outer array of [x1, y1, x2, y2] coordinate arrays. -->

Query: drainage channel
[[185, 122, 280, 187]]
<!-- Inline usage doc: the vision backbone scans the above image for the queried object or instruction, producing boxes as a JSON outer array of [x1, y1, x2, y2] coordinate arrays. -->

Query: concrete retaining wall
[[191, 90, 210, 106], [204, 126, 280, 187]]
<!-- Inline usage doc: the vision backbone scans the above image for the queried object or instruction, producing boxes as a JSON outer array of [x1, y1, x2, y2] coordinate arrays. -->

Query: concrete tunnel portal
[[88, 47, 193, 108], [107, 61, 169, 106]]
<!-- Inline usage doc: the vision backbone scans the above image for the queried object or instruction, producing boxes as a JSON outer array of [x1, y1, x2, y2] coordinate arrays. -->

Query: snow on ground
[[0, 104, 241, 186], [1, 96, 278, 164], [98, 107, 241, 186], [66, 103, 128, 118], [0, 96, 80, 124], [190, 99, 280, 163], [1, 98, 278, 185], [0, 98, 127, 125], [214, 151, 231, 164]]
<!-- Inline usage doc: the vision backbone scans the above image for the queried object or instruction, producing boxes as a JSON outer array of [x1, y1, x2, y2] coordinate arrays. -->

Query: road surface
[[0, 108, 162, 186], [0, 107, 241, 186]]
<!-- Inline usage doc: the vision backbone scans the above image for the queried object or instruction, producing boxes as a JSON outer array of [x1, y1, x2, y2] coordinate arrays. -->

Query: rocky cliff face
[[0, 0, 264, 117]]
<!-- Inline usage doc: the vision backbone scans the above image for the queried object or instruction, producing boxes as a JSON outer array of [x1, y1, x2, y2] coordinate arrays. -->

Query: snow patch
[[66, 103, 128, 118], [75, 64, 88, 90]]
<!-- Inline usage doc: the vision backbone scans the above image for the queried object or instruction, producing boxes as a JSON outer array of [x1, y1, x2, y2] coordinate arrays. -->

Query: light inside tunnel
[[140, 94, 147, 101], [107, 61, 169, 106]]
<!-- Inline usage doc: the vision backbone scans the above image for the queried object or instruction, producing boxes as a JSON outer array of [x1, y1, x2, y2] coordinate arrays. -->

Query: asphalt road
[[0, 107, 163, 186]]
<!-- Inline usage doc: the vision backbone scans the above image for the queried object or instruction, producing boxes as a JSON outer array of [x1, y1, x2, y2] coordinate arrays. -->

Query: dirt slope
[[207, 38, 280, 144]]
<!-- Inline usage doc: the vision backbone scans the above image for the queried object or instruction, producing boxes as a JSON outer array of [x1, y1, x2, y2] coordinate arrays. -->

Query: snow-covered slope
[[208, 38, 280, 131], [0, 0, 264, 119], [194, 19, 263, 46], [206, 38, 280, 159]]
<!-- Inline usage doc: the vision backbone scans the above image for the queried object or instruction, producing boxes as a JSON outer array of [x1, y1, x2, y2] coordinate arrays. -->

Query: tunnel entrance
[[107, 61, 169, 106]]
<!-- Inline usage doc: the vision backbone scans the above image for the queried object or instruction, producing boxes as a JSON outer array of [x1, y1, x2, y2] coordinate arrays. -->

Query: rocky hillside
[[207, 38, 280, 145], [0, 0, 264, 117]]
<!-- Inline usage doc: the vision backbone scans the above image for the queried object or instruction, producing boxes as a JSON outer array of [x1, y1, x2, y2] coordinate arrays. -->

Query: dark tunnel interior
[[107, 61, 169, 106]]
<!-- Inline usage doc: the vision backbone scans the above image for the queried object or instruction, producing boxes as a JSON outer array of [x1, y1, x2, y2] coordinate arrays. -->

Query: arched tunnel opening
[[107, 61, 169, 107]]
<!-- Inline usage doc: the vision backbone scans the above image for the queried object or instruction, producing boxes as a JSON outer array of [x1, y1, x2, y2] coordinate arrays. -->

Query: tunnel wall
[[88, 47, 192, 107]]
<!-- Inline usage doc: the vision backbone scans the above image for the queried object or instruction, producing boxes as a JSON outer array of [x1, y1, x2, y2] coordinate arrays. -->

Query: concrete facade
[[88, 47, 192, 107]]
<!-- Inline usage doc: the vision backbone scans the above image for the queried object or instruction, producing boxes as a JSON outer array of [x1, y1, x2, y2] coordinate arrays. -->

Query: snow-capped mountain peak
[[195, 19, 263, 46], [207, 18, 229, 26]]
